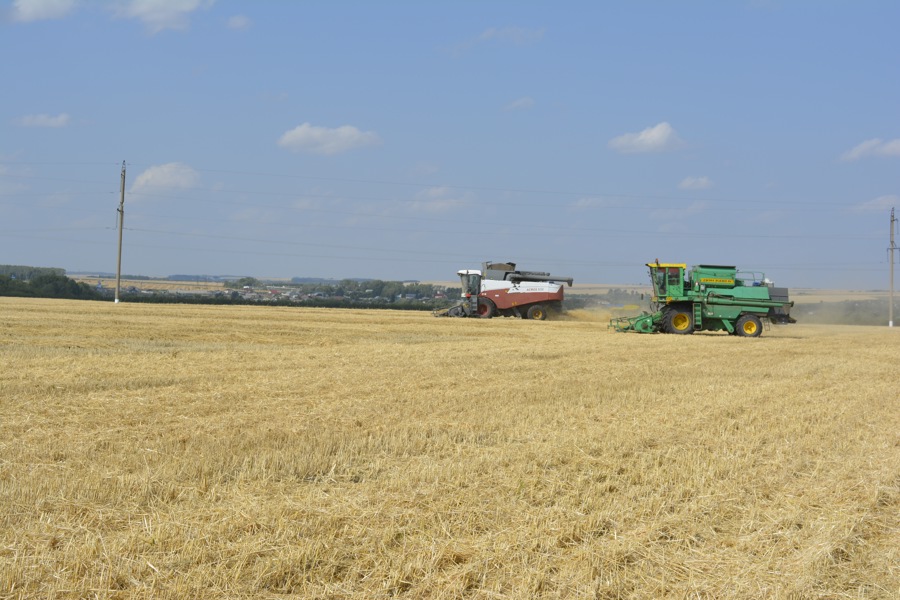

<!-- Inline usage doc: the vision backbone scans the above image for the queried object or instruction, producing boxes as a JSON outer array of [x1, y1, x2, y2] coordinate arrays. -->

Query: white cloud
[[227, 14, 250, 30], [114, 0, 215, 33], [9, 0, 215, 31], [130, 162, 199, 197], [855, 194, 899, 213], [11, 0, 76, 22], [609, 122, 683, 154], [678, 176, 713, 190], [16, 113, 70, 127], [504, 97, 534, 111], [277, 123, 381, 155], [841, 138, 900, 161]]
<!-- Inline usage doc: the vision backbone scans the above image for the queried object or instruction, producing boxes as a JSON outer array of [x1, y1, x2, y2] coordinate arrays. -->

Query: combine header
[[435, 261, 573, 320], [611, 262, 795, 336]]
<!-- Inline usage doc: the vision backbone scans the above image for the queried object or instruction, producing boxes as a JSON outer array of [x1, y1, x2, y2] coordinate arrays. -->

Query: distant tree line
[[119, 293, 443, 311], [0, 273, 102, 300], [227, 277, 448, 301], [0, 265, 65, 279]]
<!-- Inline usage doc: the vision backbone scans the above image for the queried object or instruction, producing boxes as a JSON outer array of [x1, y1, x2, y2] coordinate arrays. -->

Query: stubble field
[[1, 298, 898, 599]]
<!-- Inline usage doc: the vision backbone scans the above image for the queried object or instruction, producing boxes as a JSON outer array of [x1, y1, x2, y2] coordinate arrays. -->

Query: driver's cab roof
[[457, 269, 482, 276]]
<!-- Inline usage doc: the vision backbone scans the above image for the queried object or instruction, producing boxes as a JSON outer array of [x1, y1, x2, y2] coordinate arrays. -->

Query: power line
[[1, 160, 891, 283], [1, 187, 882, 240], [1, 228, 886, 274], [0, 160, 866, 210]]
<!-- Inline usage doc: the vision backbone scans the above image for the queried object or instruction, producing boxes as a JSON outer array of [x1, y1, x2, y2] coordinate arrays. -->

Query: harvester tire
[[526, 304, 547, 320], [664, 307, 694, 334], [735, 314, 762, 337], [476, 298, 495, 318]]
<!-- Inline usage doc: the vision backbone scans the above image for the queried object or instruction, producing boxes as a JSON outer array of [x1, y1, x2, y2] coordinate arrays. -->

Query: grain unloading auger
[[434, 261, 573, 320], [610, 262, 795, 337]]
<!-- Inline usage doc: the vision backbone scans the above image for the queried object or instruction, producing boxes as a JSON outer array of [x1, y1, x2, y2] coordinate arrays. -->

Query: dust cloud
[[555, 308, 616, 322]]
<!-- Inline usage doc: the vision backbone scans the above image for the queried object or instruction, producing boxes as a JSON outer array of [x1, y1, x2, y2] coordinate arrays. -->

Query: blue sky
[[1, 0, 898, 289]]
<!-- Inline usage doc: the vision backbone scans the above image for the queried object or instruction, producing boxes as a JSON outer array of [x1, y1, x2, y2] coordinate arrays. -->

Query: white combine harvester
[[435, 261, 574, 320]]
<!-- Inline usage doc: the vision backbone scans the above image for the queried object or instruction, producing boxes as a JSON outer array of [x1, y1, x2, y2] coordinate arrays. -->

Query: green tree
[[29, 274, 100, 299], [366, 280, 385, 297], [229, 277, 260, 289], [0, 275, 29, 296]]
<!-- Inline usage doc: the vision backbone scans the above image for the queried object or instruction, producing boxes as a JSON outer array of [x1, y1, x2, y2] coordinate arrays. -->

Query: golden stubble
[[1, 298, 898, 599]]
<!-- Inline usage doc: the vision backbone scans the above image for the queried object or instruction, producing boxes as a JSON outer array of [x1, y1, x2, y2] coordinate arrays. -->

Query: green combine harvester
[[611, 262, 795, 337]]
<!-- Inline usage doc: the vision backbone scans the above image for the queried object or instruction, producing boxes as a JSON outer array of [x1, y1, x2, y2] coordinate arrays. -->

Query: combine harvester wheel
[[735, 314, 763, 337], [664, 307, 694, 334], [526, 304, 547, 320], [476, 298, 495, 318]]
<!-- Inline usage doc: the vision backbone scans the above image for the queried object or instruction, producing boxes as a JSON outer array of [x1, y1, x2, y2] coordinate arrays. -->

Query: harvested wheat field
[[1, 298, 898, 599]]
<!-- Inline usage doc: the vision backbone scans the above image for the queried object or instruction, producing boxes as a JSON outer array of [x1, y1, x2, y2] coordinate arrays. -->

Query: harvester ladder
[[693, 302, 703, 330]]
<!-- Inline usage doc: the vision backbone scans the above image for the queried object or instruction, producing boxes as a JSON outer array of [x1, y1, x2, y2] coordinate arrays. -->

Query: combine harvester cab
[[436, 261, 573, 320], [611, 262, 795, 336]]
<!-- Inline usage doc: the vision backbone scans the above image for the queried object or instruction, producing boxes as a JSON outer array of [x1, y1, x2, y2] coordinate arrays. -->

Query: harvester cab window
[[652, 269, 665, 295], [461, 274, 481, 296], [667, 268, 681, 287], [653, 267, 682, 296], [650, 268, 666, 296]]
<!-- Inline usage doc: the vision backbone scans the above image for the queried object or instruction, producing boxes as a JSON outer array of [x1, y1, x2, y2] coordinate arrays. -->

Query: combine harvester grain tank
[[611, 261, 795, 336], [435, 261, 573, 320]]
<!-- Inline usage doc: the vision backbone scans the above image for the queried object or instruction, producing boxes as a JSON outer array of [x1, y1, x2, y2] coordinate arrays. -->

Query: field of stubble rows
[[1, 297, 898, 599]]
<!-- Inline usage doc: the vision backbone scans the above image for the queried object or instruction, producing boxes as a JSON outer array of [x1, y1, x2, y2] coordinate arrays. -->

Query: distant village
[[89, 275, 456, 308]]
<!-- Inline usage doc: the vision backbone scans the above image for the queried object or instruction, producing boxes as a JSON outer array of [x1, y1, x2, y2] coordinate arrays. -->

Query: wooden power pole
[[115, 161, 125, 304], [890, 207, 897, 327]]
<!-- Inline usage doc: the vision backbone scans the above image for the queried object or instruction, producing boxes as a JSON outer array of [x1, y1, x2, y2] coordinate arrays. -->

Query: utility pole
[[115, 161, 125, 304], [890, 207, 897, 327]]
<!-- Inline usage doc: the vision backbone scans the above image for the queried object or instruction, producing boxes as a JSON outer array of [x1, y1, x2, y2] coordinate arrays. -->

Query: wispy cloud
[[410, 162, 439, 177], [504, 97, 534, 111], [227, 14, 250, 30], [569, 197, 618, 211], [130, 162, 200, 198], [678, 176, 713, 190], [16, 113, 70, 127], [10, 0, 76, 22], [649, 201, 707, 223], [478, 26, 544, 45], [451, 26, 544, 55], [290, 197, 329, 211], [609, 122, 683, 154], [113, 0, 216, 34], [228, 206, 281, 225], [840, 138, 900, 161], [408, 186, 471, 213], [9, 0, 215, 32], [277, 123, 381, 156], [0, 163, 30, 197], [855, 194, 899, 213]]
